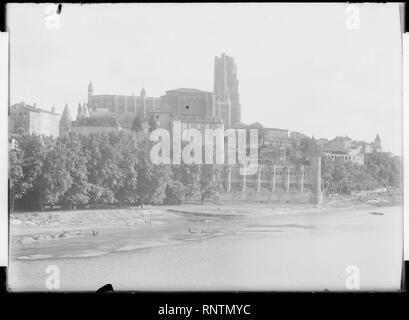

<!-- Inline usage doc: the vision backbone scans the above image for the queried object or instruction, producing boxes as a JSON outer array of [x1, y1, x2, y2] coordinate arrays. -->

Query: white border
[[0, 32, 9, 267], [404, 33, 409, 261]]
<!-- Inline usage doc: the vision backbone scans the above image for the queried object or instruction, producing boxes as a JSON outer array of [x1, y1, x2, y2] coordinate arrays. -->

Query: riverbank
[[11, 195, 395, 233], [9, 197, 399, 249]]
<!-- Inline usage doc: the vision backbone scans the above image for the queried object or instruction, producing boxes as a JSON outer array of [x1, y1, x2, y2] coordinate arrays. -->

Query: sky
[[7, 3, 403, 155]]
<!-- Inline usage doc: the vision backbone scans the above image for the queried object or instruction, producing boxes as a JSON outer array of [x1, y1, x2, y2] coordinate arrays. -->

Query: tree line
[[9, 131, 223, 212], [9, 131, 402, 212], [321, 152, 402, 195]]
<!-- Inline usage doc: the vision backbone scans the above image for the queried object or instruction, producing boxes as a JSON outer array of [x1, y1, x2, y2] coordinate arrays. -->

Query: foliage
[[131, 115, 143, 132], [148, 114, 158, 132], [135, 141, 170, 207], [164, 180, 189, 205], [171, 164, 201, 201], [61, 138, 90, 209], [321, 152, 401, 195], [198, 164, 222, 203], [9, 130, 403, 210], [9, 141, 26, 212]]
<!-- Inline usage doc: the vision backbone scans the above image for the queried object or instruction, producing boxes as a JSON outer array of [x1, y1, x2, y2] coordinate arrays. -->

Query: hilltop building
[[59, 103, 73, 138], [317, 134, 382, 166], [87, 83, 160, 119], [374, 134, 382, 151], [9, 102, 59, 138], [71, 116, 121, 136], [214, 52, 241, 125], [66, 53, 243, 137], [76, 102, 90, 120], [56, 53, 322, 204], [320, 136, 364, 166]]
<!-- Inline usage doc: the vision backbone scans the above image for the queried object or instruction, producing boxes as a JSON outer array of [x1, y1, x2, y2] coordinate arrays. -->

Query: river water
[[8, 206, 403, 291]]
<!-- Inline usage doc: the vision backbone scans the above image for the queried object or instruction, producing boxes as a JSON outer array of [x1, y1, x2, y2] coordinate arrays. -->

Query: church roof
[[264, 127, 288, 132], [166, 88, 209, 94], [11, 103, 59, 116], [249, 122, 264, 128], [76, 103, 84, 119], [72, 116, 121, 128], [232, 122, 249, 129], [60, 104, 72, 122], [112, 113, 138, 128]]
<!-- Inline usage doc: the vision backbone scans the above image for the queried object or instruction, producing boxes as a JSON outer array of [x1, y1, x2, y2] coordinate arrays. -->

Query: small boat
[[369, 211, 384, 216], [188, 228, 219, 234]]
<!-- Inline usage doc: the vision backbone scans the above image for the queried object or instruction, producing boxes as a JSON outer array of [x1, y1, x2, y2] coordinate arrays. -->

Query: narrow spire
[[60, 103, 72, 123], [83, 101, 90, 117], [77, 103, 84, 120]]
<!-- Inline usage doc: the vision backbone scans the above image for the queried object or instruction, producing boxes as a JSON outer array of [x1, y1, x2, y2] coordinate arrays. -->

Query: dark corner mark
[[96, 283, 114, 293], [400, 3, 408, 33], [57, 4, 62, 15], [0, 3, 6, 33]]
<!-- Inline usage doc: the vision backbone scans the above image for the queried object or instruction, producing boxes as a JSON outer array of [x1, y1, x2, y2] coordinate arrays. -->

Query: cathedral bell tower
[[88, 82, 94, 109]]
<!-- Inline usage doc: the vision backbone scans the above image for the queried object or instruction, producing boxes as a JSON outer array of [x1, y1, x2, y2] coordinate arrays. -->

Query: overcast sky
[[7, 3, 403, 155]]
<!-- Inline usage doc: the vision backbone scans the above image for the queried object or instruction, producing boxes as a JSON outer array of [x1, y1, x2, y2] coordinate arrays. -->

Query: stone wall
[[219, 160, 322, 204]]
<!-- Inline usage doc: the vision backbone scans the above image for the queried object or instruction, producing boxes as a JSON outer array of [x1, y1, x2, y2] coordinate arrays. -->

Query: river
[[8, 206, 403, 291]]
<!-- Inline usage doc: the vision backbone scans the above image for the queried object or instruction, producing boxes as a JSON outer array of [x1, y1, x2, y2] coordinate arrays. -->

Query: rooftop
[[179, 118, 223, 124], [166, 88, 210, 94], [72, 116, 121, 128], [11, 103, 59, 115], [233, 122, 288, 132], [91, 94, 159, 100]]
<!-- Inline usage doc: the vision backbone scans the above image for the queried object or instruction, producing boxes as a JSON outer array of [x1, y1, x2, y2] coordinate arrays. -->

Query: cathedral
[[58, 53, 323, 204], [60, 53, 242, 137]]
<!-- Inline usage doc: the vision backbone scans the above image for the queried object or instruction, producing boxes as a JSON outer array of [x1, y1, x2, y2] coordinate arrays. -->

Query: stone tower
[[214, 53, 241, 125], [374, 134, 381, 150], [83, 102, 90, 117], [88, 82, 93, 107], [309, 156, 323, 205], [76, 103, 84, 120], [305, 137, 323, 205], [59, 103, 72, 138]]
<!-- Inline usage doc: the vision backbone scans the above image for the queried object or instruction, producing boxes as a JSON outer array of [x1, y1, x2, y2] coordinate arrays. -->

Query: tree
[[135, 141, 170, 207], [9, 143, 26, 212], [321, 156, 380, 195], [61, 138, 90, 210], [131, 115, 143, 132], [82, 133, 119, 207], [115, 133, 139, 207], [16, 134, 47, 210], [148, 114, 158, 132], [365, 152, 401, 188], [164, 180, 189, 205], [35, 139, 72, 210], [198, 165, 222, 203], [171, 164, 200, 201]]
